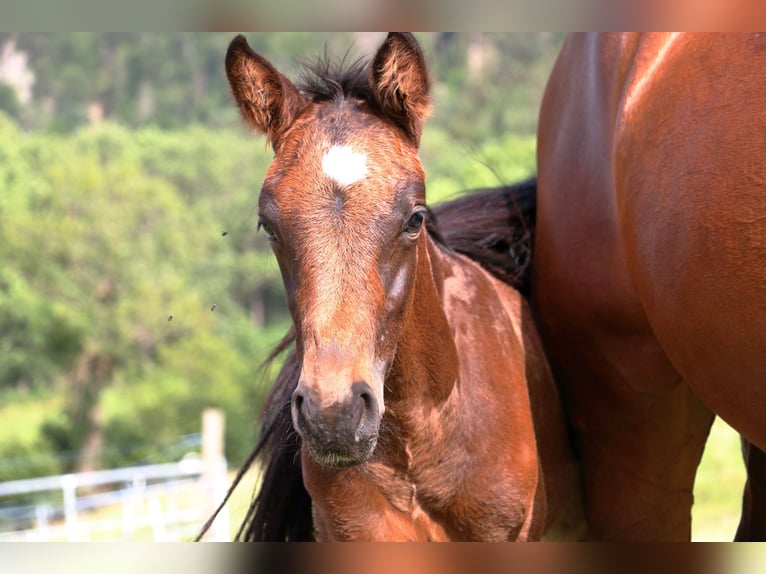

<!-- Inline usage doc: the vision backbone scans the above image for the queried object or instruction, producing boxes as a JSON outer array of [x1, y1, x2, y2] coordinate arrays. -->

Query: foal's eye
[[403, 209, 426, 237], [257, 218, 277, 240]]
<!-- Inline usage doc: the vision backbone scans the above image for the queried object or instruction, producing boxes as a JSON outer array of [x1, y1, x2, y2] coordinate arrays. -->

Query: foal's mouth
[[304, 435, 379, 469]]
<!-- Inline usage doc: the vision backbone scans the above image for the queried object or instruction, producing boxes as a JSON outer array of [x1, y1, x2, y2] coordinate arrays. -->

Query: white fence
[[0, 409, 229, 542]]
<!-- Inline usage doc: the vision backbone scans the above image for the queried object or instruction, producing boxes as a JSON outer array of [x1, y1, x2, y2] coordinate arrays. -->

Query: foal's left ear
[[370, 32, 432, 146]]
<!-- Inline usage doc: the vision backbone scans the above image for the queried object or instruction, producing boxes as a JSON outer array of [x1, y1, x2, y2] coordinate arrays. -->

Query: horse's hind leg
[[535, 318, 715, 540], [735, 438, 766, 541], [572, 379, 714, 540]]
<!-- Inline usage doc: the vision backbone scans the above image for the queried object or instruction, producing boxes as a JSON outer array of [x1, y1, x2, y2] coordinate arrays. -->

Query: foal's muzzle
[[291, 380, 381, 468]]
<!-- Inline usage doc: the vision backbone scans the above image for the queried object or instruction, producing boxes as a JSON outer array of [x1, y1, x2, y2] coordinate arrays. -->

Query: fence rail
[[0, 458, 204, 497]]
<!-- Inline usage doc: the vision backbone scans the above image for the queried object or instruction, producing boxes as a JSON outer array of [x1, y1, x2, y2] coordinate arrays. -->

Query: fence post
[[35, 505, 50, 541], [62, 474, 78, 541], [201, 408, 228, 541]]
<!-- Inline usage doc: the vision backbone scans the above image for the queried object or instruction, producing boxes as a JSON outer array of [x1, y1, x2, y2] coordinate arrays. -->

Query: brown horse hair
[[195, 177, 537, 541]]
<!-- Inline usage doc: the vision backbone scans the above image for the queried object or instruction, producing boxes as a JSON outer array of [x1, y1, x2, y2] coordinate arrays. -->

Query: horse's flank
[[536, 32, 766, 540]]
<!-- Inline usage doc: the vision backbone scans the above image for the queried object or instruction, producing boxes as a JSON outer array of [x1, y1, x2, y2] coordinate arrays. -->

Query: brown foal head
[[226, 33, 432, 467]]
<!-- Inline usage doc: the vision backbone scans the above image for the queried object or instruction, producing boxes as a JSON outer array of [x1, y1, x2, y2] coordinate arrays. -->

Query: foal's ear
[[369, 32, 432, 146], [225, 35, 306, 150]]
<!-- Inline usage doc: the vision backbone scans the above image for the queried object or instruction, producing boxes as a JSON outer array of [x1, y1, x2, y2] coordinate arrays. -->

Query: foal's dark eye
[[257, 218, 276, 240], [403, 209, 426, 237]]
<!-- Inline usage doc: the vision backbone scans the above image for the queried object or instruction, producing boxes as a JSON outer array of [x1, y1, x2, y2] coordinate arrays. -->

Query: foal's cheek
[[382, 248, 417, 316], [377, 268, 413, 360], [274, 251, 302, 323]]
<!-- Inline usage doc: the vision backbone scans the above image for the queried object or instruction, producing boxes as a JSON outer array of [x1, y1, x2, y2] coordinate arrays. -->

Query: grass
[[221, 465, 261, 540], [692, 416, 746, 541]]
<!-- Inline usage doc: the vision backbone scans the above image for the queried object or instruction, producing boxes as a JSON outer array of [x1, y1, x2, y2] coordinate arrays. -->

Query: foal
[[222, 32, 579, 541]]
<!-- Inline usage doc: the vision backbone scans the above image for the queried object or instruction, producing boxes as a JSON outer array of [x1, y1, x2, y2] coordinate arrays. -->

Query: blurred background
[[0, 32, 744, 541]]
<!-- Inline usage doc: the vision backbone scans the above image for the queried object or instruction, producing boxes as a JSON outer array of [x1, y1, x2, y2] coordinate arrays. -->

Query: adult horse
[[215, 32, 580, 541], [535, 32, 766, 541]]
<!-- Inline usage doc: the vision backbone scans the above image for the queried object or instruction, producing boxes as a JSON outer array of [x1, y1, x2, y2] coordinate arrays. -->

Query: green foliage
[[0, 33, 358, 133], [0, 109, 286, 474], [421, 128, 536, 203], [423, 33, 565, 143], [0, 81, 20, 118], [0, 393, 63, 489], [0, 268, 85, 391], [0, 33, 562, 142], [0, 438, 60, 484]]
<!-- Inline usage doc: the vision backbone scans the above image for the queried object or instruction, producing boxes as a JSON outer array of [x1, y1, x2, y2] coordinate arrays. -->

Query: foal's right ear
[[225, 35, 306, 150]]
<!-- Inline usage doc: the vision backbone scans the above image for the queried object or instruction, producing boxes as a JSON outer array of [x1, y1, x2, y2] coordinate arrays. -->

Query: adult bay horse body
[[535, 33, 766, 541], [222, 33, 580, 541]]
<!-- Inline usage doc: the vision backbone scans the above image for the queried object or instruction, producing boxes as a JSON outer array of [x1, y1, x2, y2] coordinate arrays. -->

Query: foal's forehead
[[321, 145, 368, 187], [263, 103, 425, 203]]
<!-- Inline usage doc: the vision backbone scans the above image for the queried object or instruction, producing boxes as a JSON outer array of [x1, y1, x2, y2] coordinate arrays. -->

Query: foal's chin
[[304, 437, 378, 469]]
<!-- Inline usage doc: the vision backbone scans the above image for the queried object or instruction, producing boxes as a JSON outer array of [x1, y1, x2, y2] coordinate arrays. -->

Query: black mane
[[428, 178, 536, 297], [296, 50, 372, 103]]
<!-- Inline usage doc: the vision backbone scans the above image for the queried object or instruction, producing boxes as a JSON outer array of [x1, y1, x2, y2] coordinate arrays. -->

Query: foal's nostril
[[351, 381, 379, 428], [293, 390, 304, 411], [291, 386, 308, 431]]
